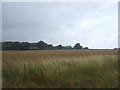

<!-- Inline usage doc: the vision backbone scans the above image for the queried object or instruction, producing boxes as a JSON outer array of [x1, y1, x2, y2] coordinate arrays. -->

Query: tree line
[[2, 41, 89, 50]]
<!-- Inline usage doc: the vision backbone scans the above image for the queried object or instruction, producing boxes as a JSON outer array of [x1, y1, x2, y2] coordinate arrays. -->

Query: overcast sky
[[2, 2, 118, 49]]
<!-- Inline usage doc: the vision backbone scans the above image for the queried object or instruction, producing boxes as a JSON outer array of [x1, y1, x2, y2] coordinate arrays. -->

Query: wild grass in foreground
[[3, 55, 118, 88]]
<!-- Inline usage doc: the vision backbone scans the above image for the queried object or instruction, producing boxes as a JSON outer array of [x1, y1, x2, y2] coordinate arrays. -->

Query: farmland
[[2, 50, 118, 88]]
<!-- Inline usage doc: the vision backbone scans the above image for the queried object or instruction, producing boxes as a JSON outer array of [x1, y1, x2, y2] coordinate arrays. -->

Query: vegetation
[[3, 50, 118, 88], [74, 43, 83, 49], [2, 41, 88, 50]]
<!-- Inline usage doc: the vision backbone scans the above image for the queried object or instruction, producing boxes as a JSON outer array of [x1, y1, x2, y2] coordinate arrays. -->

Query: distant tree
[[47, 44, 54, 50], [62, 46, 66, 49], [113, 48, 118, 50], [2, 41, 30, 50], [2, 41, 88, 50], [12, 42, 21, 50], [2, 41, 13, 50], [37, 41, 48, 50], [19, 42, 30, 50], [65, 45, 73, 49], [84, 47, 89, 49], [30, 43, 38, 47], [54, 46, 58, 49], [74, 43, 82, 49], [56, 45, 63, 49]]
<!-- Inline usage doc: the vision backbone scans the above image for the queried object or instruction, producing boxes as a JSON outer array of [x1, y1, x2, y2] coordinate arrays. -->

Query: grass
[[2, 50, 118, 88]]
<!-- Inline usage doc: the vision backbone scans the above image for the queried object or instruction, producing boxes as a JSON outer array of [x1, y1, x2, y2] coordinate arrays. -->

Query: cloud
[[2, 2, 118, 49]]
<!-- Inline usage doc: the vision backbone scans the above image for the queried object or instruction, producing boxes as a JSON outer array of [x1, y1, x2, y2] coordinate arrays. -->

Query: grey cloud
[[2, 2, 118, 49]]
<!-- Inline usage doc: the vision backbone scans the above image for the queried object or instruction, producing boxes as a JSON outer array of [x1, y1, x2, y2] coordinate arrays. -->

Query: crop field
[[2, 50, 118, 88]]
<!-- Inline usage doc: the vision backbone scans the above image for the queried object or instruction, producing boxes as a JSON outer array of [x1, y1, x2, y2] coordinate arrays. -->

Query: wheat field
[[2, 50, 118, 88]]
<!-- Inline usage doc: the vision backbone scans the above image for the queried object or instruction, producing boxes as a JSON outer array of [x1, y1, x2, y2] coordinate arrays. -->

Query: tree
[[74, 43, 82, 49], [56, 45, 63, 49], [65, 45, 73, 49], [62, 46, 66, 49], [19, 42, 30, 50], [11, 42, 21, 50], [37, 41, 48, 50], [2, 41, 88, 50], [84, 47, 89, 49], [2, 41, 13, 50], [47, 44, 54, 50]]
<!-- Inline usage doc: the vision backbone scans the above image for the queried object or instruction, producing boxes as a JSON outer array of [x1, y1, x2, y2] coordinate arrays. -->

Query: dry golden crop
[[2, 50, 118, 88]]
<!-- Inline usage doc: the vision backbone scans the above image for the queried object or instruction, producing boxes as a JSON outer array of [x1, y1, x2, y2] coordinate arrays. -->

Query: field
[[2, 50, 118, 88]]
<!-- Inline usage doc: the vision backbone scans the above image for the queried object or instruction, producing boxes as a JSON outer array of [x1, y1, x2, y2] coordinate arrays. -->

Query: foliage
[[74, 43, 83, 49], [2, 41, 88, 50], [37, 41, 48, 50]]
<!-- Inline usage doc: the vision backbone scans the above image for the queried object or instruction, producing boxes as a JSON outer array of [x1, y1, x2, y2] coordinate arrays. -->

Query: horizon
[[1, 40, 118, 49]]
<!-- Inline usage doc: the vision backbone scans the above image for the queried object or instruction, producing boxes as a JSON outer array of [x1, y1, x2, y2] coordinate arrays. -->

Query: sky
[[2, 2, 118, 49]]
